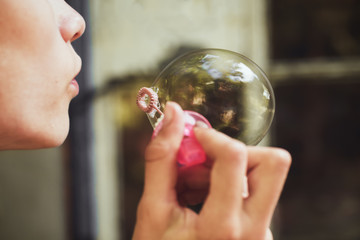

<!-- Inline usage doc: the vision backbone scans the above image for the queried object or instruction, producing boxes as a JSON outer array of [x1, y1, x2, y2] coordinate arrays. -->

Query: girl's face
[[0, 0, 85, 149]]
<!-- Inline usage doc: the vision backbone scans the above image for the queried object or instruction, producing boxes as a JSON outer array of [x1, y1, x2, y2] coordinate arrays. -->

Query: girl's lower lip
[[70, 79, 80, 96]]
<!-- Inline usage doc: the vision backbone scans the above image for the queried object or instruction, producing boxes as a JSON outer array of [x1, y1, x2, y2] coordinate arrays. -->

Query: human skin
[[133, 102, 291, 240], [0, 0, 85, 149]]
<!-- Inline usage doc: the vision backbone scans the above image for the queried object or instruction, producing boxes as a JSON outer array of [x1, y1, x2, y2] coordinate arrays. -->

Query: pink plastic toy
[[137, 87, 212, 167]]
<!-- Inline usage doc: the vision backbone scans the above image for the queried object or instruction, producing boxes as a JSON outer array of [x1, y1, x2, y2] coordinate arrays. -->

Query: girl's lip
[[70, 79, 79, 96], [70, 57, 81, 97]]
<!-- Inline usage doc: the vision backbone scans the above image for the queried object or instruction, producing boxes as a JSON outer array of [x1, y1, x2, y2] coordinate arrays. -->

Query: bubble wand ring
[[136, 87, 163, 115]]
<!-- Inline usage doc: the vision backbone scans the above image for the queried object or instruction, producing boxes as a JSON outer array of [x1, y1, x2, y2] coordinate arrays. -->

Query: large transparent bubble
[[146, 48, 275, 145]]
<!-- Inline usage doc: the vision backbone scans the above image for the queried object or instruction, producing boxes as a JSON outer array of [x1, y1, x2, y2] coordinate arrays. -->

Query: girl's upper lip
[[73, 70, 80, 80], [72, 59, 82, 82]]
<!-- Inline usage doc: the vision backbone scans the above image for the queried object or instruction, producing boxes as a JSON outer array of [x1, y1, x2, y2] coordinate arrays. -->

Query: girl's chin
[[24, 121, 70, 149]]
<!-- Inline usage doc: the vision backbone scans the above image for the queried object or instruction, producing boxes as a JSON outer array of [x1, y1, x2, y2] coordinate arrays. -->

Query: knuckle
[[136, 196, 171, 227], [223, 140, 247, 162], [220, 224, 242, 240], [224, 139, 245, 154], [144, 138, 174, 162], [197, 219, 242, 240], [135, 197, 152, 219], [268, 148, 292, 171], [273, 148, 292, 167]]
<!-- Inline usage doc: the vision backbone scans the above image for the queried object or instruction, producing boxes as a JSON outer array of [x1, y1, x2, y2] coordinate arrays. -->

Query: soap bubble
[[145, 48, 275, 145]]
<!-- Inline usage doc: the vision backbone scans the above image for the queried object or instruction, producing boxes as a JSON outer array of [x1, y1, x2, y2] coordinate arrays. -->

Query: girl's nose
[[59, 4, 86, 43]]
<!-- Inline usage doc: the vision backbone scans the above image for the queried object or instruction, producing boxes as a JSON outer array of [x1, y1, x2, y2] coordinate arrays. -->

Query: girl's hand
[[133, 102, 291, 240]]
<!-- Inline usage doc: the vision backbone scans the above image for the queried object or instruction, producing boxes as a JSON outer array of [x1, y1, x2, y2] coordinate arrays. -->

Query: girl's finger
[[244, 146, 291, 225], [194, 128, 247, 217], [143, 102, 184, 201]]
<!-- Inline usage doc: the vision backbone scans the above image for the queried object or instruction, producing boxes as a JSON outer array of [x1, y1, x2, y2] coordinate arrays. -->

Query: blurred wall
[[0, 148, 66, 240], [91, 0, 269, 81], [269, 0, 360, 239]]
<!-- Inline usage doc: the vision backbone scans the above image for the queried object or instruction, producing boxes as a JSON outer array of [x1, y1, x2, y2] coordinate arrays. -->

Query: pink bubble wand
[[136, 87, 211, 168]]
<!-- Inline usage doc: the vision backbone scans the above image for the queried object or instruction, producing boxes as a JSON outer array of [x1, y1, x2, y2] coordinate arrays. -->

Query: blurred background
[[0, 0, 359, 239]]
